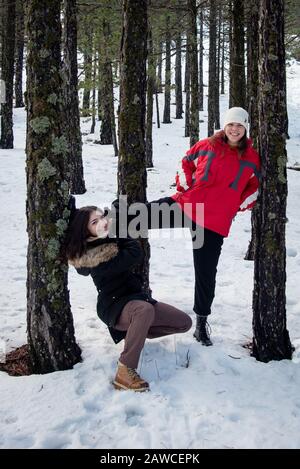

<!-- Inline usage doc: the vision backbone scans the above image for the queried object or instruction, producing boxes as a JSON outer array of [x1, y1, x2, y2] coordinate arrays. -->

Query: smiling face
[[88, 209, 109, 238], [224, 122, 246, 146]]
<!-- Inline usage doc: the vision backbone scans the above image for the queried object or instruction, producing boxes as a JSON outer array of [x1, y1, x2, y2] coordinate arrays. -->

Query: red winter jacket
[[171, 134, 261, 237]]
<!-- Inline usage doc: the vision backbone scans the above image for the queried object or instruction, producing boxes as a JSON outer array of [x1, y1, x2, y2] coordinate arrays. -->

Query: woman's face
[[88, 209, 109, 238], [224, 123, 246, 146]]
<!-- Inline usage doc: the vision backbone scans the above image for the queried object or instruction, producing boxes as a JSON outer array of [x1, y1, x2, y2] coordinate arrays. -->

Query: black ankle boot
[[193, 315, 213, 346]]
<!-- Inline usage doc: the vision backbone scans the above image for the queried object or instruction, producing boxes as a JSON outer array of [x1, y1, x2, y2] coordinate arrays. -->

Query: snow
[[1, 61, 300, 449]]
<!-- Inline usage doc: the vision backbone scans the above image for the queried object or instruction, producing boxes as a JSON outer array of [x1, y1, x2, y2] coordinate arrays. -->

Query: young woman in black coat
[[65, 205, 192, 392]]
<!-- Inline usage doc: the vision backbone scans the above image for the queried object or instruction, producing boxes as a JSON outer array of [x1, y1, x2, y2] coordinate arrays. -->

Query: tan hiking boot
[[113, 362, 150, 392]]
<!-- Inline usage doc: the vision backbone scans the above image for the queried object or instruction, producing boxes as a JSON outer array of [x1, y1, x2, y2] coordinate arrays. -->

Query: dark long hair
[[209, 129, 248, 156], [64, 206, 98, 260]]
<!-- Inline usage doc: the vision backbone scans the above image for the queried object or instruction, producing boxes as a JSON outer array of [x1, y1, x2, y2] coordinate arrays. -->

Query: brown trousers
[[114, 300, 192, 369]]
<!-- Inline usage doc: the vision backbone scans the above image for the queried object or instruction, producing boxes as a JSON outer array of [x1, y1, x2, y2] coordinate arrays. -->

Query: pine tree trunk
[[215, 3, 221, 129], [26, 0, 81, 374], [90, 51, 97, 134], [97, 50, 103, 122], [184, 33, 190, 138], [230, 0, 246, 108], [175, 29, 183, 119], [162, 14, 171, 124], [156, 41, 163, 93], [118, 0, 150, 294], [146, 25, 155, 167], [244, 0, 259, 261], [252, 0, 293, 362], [15, 0, 25, 108], [228, 0, 233, 108], [63, 0, 86, 195], [208, 0, 217, 137], [100, 20, 114, 145], [106, 23, 118, 156], [82, 30, 93, 116], [188, 0, 199, 147], [184, 34, 189, 93], [0, 0, 15, 149], [198, 9, 204, 111], [220, 21, 225, 95], [155, 89, 160, 128]]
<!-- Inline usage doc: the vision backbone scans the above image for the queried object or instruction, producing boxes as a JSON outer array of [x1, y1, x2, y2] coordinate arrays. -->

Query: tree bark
[[188, 0, 199, 147], [220, 20, 225, 96], [156, 40, 163, 93], [198, 8, 204, 111], [26, 0, 81, 373], [252, 0, 293, 362], [162, 14, 171, 124], [146, 24, 155, 167], [15, 0, 25, 108], [215, 2, 221, 129], [244, 0, 259, 261], [90, 50, 97, 134], [230, 0, 246, 108], [82, 28, 93, 116], [99, 20, 116, 148], [208, 0, 217, 137], [118, 0, 150, 294], [63, 0, 86, 195], [184, 33, 190, 138], [175, 28, 183, 119], [0, 0, 15, 149]]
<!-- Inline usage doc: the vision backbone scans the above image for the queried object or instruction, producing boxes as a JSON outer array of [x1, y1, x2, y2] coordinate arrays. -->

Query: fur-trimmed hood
[[68, 241, 119, 269]]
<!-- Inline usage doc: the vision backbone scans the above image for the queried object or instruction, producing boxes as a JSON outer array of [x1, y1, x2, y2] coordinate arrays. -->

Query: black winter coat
[[69, 237, 156, 343]]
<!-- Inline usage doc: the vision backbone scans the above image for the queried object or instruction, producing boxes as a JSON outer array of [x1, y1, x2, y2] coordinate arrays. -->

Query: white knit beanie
[[223, 107, 249, 130]]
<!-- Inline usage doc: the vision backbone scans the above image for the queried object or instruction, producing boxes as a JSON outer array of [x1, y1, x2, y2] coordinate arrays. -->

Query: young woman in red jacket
[[114, 107, 260, 346]]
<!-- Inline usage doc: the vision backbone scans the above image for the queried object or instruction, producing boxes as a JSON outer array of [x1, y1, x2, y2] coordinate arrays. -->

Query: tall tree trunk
[[15, 0, 25, 108], [228, 0, 233, 108], [208, 0, 217, 137], [220, 20, 225, 95], [118, 0, 150, 294], [90, 51, 97, 134], [97, 49, 103, 122], [26, 0, 82, 374], [162, 14, 171, 124], [63, 0, 86, 195], [175, 28, 183, 119], [0, 0, 16, 149], [188, 0, 199, 147], [82, 29, 93, 116], [156, 40, 163, 93], [155, 89, 160, 128], [230, 0, 246, 108], [252, 0, 293, 362], [198, 8, 204, 111], [99, 20, 114, 145], [244, 0, 259, 261], [215, 2, 221, 129], [104, 22, 118, 156], [146, 25, 155, 167], [184, 33, 190, 138]]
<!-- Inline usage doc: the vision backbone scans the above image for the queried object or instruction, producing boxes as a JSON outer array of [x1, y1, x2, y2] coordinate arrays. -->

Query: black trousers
[[115, 196, 224, 317]]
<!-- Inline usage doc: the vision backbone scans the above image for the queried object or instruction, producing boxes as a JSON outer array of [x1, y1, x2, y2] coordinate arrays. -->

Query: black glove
[[111, 198, 120, 212], [68, 195, 78, 223]]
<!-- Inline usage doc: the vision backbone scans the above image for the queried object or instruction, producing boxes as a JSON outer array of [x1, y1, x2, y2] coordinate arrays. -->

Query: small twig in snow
[[228, 355, 241, 360], [155, 360, 160, 380]]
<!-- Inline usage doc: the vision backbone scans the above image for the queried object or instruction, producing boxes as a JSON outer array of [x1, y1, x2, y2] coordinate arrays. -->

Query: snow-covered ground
[[1, 61, 300, 449]]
